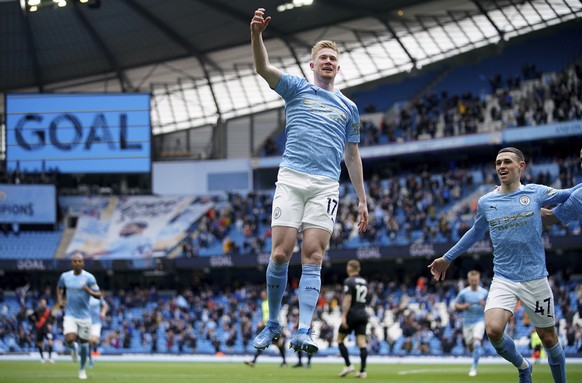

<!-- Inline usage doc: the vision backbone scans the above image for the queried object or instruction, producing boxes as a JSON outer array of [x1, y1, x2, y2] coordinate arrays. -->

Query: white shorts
[[485, 277, 556, 328], [463, 321, 485, 345], [271, 167, 339, 234], [63, 316, 92, 341], [90, 323, 102, 338]]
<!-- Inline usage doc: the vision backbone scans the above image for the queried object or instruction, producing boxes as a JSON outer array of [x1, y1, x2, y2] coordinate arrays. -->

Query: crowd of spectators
[[258, 62, 582, 154], [1, 270, 581, 357], [359, 63, 582, 147], [181, 148, 580, 259]]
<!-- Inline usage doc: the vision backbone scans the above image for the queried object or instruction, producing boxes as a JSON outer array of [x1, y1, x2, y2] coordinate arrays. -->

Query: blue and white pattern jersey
[[89, 296, 106, 324], [456, 286, 488, 326], [444, 184, 576, 282], [553, 188, 582, 224], [57, 270, 99, 319], [274, 72, 360, 180]]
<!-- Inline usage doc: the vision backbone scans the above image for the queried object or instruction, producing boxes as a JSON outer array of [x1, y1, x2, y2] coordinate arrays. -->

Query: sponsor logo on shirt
[[490, 211, 534, 228]]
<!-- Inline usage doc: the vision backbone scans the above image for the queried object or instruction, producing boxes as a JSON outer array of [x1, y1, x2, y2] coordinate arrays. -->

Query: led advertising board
[[6, 93, 151, 173]]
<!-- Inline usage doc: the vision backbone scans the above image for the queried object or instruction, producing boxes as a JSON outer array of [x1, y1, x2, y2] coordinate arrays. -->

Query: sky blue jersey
[[57, 270, 99, 319], [274, 73, 360, 180], [553, 187, 582, 223], [444, 183, 581, 282], [456, 286, 488, 326], [89, 296, 107, 324]]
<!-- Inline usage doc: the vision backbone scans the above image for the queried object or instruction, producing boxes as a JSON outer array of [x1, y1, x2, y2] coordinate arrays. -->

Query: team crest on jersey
[[273, 207, 282, 219], [519, 195, 531, 206]]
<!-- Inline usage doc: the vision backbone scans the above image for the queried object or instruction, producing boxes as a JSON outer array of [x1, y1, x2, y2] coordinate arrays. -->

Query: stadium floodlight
[[20, 0, 99, 14], [277, 0, 314, 13]]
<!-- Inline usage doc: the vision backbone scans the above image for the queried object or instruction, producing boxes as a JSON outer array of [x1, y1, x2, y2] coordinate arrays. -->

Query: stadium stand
[[1, 270, 581, 357], [0, 3, 581, 361]]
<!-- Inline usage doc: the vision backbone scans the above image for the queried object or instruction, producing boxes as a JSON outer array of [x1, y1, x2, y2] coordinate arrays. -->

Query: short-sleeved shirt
[[343, 275, 369, 321], [274, 72, 360, 181], [455, 286, 488, 326], [57, 270, 99, 319]]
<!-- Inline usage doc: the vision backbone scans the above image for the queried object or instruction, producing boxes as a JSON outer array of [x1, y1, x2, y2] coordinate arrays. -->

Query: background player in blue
[[250, 8, 369, 355], [337, 259, 370, 379], [88, 295, 108, 369], [57, 253, 101, 380], [428, 147, 581, 383], [542, 147, 582, 226], [455, 270, 488, 377]]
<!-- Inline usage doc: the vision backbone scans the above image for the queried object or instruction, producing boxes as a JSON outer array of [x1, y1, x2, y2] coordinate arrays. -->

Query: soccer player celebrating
[[57, 253, 102, 380], [250, 7, 368, 355], [428, 147, 581, 383]]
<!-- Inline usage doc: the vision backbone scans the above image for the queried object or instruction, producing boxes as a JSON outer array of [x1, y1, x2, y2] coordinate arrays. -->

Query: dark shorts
[[338, 318, 368, 336], [36, 330, 52, 343]]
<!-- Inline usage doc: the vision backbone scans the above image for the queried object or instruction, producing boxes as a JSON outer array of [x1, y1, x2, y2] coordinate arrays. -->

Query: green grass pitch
[[0, 360, 580, 383]]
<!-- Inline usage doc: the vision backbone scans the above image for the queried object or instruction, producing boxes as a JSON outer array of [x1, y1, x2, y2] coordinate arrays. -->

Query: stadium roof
[[0, 0, 581, 134]]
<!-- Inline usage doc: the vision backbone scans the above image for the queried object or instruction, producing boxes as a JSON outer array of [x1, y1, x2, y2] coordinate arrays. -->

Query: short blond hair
[[311, 40, 339, 61], [347, 259, 360, 273]]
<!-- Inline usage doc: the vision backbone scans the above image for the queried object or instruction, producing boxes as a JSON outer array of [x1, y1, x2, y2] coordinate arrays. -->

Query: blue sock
[[266, 259, 288, 324], [298, 264, 321, 329], [80, 343, 88, 370], [472, 340, 481, 369], [545, 342, 566, 383], [490, 334, 524, 368]]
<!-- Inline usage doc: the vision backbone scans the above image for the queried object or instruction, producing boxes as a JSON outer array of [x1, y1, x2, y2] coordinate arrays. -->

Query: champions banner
[[0, 184, 56, 224], [65, 195, 212, 259]]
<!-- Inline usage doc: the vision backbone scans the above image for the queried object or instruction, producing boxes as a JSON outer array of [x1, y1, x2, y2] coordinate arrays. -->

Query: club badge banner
[[65, 195, 212, 259]]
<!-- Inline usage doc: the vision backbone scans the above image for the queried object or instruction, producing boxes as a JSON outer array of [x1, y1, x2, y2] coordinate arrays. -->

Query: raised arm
[[250, 8, 281, 88], [344, 142, 368, 232]]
